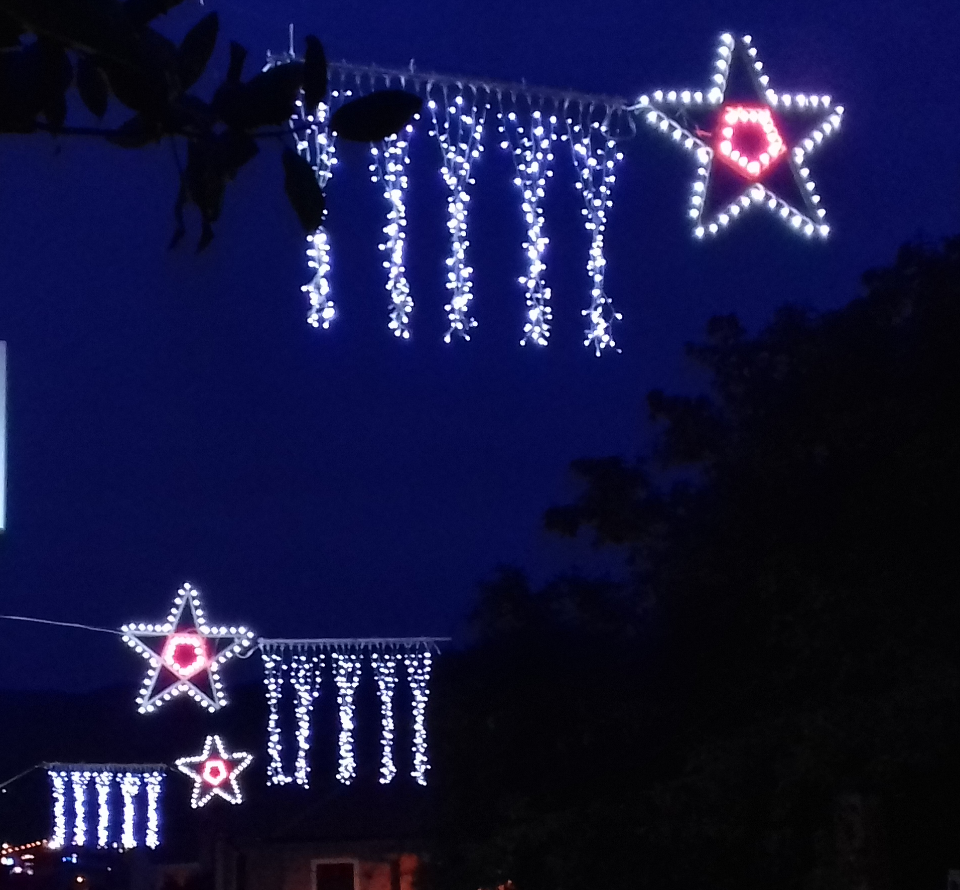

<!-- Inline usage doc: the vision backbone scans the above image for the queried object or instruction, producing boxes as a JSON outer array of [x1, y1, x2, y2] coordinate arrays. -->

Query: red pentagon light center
[[715, 105, 786, 180], [161, 632, 209, 680], [201, 758, 230, 787]]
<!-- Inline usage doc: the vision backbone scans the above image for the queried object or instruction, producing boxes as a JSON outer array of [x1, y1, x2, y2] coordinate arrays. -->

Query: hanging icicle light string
[[564, 105, 624, 354], [256, 638, 447, 787], [46, 765, 166, 850], [499, 100, 556, 346], [370, 127, 415, 338], [428, 86, 486, 342]]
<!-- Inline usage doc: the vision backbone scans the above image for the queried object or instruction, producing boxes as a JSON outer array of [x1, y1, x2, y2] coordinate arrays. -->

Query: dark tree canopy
[[0, 0, 421, 249], [429, 236, 960, 890]]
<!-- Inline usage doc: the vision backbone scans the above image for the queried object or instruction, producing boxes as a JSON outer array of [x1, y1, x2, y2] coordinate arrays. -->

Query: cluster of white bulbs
[[292, 93, 343, 329], [428, 95, 485, 342], [332, 653, 363, 784], [370, 129, 415, 338], [566, 117, 624, 354], [262, 649, 291, 786], [256, 644, 438, 786], [404, 652, 433, 785], [48, 768, 163, 850], [371, 652, 399, 784], [499, 108, 555, 346], [291, 653, 323, 785]]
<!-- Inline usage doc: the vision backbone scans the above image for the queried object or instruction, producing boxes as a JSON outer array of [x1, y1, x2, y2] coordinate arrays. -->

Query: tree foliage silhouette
[[0, 0, 421, 249], [430, 236, 960, 890]]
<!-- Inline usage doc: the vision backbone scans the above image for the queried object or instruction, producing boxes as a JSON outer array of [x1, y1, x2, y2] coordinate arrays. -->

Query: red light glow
[[201, 759, 230, 787], [161, 632, 209, 680], [715, 105, 785, 179]]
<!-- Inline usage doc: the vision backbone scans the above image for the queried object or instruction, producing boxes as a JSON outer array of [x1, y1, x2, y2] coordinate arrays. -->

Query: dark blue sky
[[0, 0, 958, 690]]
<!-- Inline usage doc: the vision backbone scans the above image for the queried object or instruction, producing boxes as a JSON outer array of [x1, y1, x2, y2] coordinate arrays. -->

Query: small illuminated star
[[121, 583, 256, 714], [175, 734, 253, 808], [635, 32, 844, 238]]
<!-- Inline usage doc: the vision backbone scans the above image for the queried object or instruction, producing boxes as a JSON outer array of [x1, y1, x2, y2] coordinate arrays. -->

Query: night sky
[[0, 0, 958, 691]]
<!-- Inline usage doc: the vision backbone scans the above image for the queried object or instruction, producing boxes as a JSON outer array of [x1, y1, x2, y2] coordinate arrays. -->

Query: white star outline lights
[[635, 32, 844, 238], [175, 734, 253, 808], [121, 583, 256, 714]]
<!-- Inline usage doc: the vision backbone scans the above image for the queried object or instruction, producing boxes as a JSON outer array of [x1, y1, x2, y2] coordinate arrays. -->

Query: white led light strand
[[261, 648, 292, 786], [566, 111, 623, 354], [49, 771, 67, 849], [499, 105, 555, 346], [428, 89, 486, 342], [370, 128, 415, 338], [144, 772, 163, 849], [94, 772, 111, 848], [120, 773, 141, 849], [46, 766, 165, 849], [294, 92, 341, 329], [332, 652, 363, 784], [371, 652, 399, 783], [70, 771, 89, 847], [291, 652, 323, 787], [405, 651, 433, 785]]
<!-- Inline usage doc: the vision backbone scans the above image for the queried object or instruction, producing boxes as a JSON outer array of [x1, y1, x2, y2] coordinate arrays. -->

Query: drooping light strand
[[143, 772, 163, 849], [371, 652, 399, 783], [370, 128, 415, 338], [428, 89, 486, 342], [94, 772, 112, 848], [291, 653, 323, 787], [49, 771, 67, 849], [405, 651, 433, 785], [70, 772, 89, 847], [332, 652, 363, 784], [119, 773, 141, 849], [261, 649, 291, 786], [499, 105, 555, 346], [46, 766, 165, 849], [566, 112, 624, 354], [293, 93, 341, 329]]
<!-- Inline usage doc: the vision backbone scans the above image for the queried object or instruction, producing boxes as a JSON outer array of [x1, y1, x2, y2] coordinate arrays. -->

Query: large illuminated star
[[121, 583, 255, 714], [175, 734, 253, 808], [635, 32, 844, 238]]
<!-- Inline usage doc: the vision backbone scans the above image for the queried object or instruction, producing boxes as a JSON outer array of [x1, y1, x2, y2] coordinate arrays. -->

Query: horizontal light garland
[[46, 765, 166, 850], [256, 639, 446, 786], [276, 38, 842, 349]]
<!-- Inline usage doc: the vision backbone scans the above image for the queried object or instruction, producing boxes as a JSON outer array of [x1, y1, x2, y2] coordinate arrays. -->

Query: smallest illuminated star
[[121, 583, 256, 714], [176, 735, 253, 808]]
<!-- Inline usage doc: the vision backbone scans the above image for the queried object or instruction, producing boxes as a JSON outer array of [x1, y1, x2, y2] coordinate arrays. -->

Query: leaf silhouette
[[282, 147, 326, 233], [177, 11, 217, 91], [331, 90, 421, 142], [76, 55, 108, 118], [212, 61, 304, 130], [302, 35, 327, 111], [225, 41, 246, 85], [124, 0, 188, 26]]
